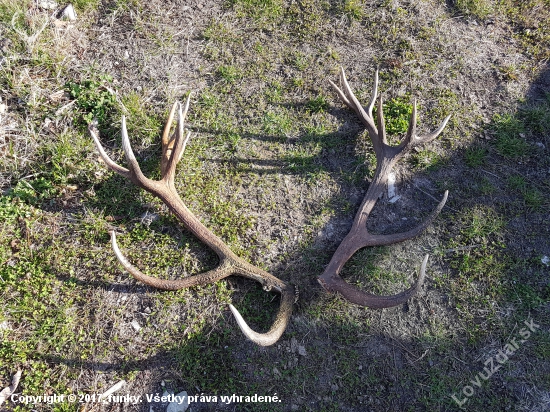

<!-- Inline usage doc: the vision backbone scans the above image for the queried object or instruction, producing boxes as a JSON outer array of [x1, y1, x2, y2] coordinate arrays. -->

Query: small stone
[[298, 345, 307, 357], [38, 0, 58, 10], [290, 337, 298, 353], [542, 256, 549, 267], [140, 211, 159, 226], [60, 4, 77, 21], [130, 320, 141, 331], [166, 391, 188, 412]]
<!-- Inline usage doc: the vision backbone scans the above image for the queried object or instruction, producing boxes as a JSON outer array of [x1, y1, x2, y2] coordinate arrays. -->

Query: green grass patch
[[120, 92, 163, 147], [491, 113, 530, 158], [464, 145, 487, 168], [453, 0, 494, 19], [228, 0, 283, 20], [65, 72, 117, 131], [412, 149, 442, 170], [342, 0, 365, 20], [305, 95, 329, 114], [374, 96, 413, 140]]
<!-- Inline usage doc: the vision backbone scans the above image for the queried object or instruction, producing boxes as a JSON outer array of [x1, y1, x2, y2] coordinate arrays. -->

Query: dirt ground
[[0, 0, 549, 411]]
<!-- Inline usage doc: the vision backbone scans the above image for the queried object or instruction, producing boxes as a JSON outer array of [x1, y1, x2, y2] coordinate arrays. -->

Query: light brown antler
[[318, 67, 451, 307], [89, 96, 294, 346]]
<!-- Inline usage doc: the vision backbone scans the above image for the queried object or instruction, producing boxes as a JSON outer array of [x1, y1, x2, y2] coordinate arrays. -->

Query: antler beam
[[89, 96, 294, 346], [318, 67, 450, 307]]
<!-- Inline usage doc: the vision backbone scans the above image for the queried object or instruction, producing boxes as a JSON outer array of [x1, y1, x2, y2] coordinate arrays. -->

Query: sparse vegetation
[[0, 0, 549, 411]]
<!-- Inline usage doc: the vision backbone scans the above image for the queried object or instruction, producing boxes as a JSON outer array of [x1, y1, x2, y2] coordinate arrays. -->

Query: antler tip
[[415, 254, 429, 289]]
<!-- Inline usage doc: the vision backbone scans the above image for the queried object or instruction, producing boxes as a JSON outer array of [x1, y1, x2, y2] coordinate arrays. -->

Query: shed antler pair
[[90, 67, 450, 346], [89, 96, 295, 347]]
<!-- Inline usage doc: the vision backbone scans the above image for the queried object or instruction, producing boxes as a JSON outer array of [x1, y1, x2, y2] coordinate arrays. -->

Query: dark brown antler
[[89, 96, 294, 346], [318, 67, 450, 307]]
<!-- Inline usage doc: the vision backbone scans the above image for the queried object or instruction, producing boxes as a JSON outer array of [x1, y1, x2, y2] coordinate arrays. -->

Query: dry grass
[[1, 0, 549, 411]]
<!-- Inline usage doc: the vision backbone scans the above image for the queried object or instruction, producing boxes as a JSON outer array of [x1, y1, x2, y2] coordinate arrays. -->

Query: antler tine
[[416, 114, 452, 144], [121, 116, 149, 184], [161, 101, 179, 177], [366, 69, 379, 119], [161, 95, 192, 179], [90, 100, 294, 346], [322, 254, 429, 308], [229, 286, 295, 346], [362, 190, 448, 246], [376, 94, 387, 147], [334, 67, 382, 153], [110, 231, 231, 289], [328, 79, 352, 109], [173, 99, 192, 165], [339, 68, 377, 132], [88, 122, 130, 177], [399, 98, 418, 149], [181, 93, 191, 123], [318, 67, 450, 309], [162, 103, 192, 185]]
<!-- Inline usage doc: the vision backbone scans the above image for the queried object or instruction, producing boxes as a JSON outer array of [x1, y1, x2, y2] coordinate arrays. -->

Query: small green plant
[[507, 175, 545, 209], [262, 109, 293, 137], [343, 0, 364, 20], [460, 205, 504, 243], [282, 141, 321, 174], [507, 174, 526, 191], [202, 21, 236, 43], [264, 80, 284, 103], [292, 52, 309, 71], [499, 64, 519, 81], [374, 96, 413, 138], [454, 0, 493, 19], [523, 189, 544, 209], [10, 177, 56, 204], [121, 92, 162, 146], [292, 77, 305, 89], [217, 65, 240, 83], [305, 95, 329, 114], [521, 94, 550, 135], [65, 73, 117, 128], [478, 177, 496, 195], [228, 0, 283, 20], [412, 149, 441, 170], [71, 0, 101, 11]]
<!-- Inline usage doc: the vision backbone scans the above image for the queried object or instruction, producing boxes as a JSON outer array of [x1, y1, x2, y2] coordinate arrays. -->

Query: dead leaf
[[0, 370, 22, 406], [10, 239, 21, 253]]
